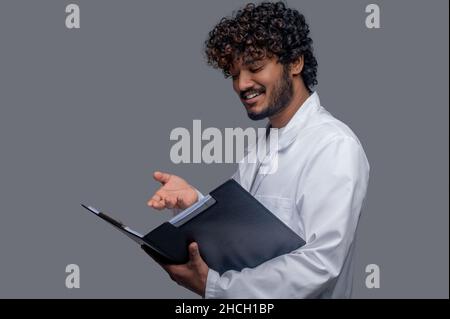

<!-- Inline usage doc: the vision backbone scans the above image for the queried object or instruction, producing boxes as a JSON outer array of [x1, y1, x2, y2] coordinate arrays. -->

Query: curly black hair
[[205, 1, 318, 92]]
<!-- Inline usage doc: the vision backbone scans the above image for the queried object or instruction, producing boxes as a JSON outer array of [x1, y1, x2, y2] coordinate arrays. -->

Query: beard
[[247, 66, 294, 121]]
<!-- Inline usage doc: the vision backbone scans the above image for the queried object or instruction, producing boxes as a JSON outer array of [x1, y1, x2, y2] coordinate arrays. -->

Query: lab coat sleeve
[[204, 136, 370, 298]]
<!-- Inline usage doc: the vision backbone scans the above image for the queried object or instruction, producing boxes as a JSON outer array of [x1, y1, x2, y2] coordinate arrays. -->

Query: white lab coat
[[204, 92, 370, 299]]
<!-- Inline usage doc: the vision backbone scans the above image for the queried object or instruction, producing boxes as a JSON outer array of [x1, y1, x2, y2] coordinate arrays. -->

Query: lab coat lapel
[[236, 128, 267, 192], [238, 92, 321, 192]]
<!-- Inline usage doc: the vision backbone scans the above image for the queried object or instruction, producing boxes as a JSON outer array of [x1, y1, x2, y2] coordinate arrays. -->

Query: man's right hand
[[147, 171, 198, 210]]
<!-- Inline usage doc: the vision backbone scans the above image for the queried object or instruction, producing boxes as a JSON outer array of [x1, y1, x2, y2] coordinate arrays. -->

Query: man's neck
[[269, 81, 311, 129]]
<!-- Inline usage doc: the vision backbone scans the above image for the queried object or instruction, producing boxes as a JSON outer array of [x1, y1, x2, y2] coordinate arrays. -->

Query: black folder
[[82, 179, 305, 275]]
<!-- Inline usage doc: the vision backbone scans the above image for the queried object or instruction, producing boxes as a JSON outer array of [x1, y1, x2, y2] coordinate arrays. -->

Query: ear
[[290, 56, 304, 76]]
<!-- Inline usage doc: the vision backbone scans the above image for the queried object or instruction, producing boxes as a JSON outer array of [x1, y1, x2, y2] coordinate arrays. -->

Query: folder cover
[[82, 179, 305, 275]]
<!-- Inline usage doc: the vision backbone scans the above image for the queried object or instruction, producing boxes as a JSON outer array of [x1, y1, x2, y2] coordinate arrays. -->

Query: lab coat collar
[[238, 92, 321, 192], [275, 91, 321, 151]]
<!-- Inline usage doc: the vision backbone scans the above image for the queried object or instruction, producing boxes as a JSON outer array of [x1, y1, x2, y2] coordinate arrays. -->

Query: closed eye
[[249, 66, 263, 73]]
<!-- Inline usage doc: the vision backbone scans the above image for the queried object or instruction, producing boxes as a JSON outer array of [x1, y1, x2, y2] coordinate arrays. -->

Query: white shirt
[[204, 92, 370, 299]]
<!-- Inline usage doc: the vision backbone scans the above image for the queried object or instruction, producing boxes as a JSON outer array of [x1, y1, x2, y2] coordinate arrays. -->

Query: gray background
[[0, 0, 448, 298]]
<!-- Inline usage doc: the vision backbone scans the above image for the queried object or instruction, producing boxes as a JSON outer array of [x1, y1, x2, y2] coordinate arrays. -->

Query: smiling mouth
[[241, 90, 266, 105]]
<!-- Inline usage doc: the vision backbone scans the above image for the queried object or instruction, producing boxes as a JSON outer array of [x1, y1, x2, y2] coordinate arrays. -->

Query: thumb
[[153, 171, 171, 185], [189, 242, 201, 262]]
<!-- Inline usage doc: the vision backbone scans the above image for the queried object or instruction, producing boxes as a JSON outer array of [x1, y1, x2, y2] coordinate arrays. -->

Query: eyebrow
[[230, 58, 265, 75], [243, 59, 263, 66]]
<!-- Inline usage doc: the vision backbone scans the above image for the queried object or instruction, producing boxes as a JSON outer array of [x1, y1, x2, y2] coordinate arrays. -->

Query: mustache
[[240, 87, 266, 99]]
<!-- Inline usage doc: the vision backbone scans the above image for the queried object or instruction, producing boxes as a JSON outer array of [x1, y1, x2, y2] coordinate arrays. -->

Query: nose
[[236, 71, 255, 93]]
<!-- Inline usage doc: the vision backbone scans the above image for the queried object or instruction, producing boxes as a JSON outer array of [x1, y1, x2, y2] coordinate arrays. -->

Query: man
[[144, 2, 370, 298]]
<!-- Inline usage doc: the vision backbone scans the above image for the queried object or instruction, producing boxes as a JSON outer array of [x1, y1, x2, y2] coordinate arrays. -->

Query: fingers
[[147, 193, 165, 210], [148, 172, 173, 209], [188, 242, 201, 263], [148, 191, 178, 210], [164, 197, 177, 209], [153, 171, 171, 185], [151, 193, 162, 202], [176, 196, 186, 209], [148, 199, 165, 210]]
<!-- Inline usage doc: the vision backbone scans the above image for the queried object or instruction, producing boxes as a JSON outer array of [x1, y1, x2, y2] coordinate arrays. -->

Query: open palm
[[147, 171, 198, 210]]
